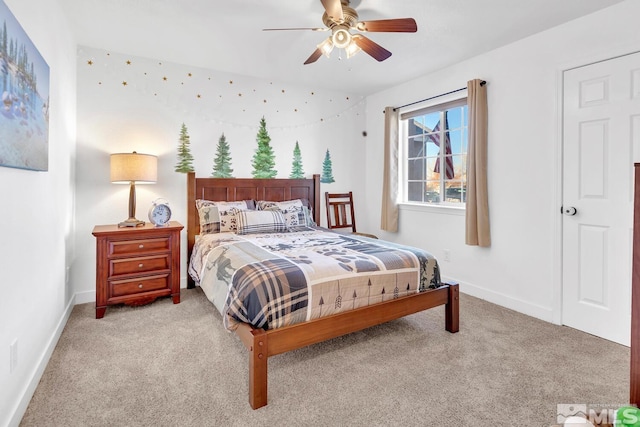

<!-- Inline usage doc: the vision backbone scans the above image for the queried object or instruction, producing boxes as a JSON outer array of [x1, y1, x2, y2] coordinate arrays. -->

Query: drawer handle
[[138, 283, 143, 289], [138, 244, 144, 249], [138, 263, 144, 268]]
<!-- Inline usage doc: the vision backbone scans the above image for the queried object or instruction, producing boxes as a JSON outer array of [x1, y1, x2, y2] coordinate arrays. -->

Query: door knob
[[563, 206, 577, 216]]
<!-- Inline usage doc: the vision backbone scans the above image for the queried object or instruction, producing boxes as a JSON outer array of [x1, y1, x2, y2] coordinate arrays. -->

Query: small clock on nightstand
[[148, 198, 172, 227]]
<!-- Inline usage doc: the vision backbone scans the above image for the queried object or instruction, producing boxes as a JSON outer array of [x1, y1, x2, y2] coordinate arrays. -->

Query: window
[[400, 98, 468, 205]]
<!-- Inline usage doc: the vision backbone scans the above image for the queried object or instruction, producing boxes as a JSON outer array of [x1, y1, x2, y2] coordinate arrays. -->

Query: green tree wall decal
[[289, 141, 305, 179], [251, 116, 277, 178], [174, 123, 195, 173], [211, 133, 234, 178], [321, 149, 335, 183]]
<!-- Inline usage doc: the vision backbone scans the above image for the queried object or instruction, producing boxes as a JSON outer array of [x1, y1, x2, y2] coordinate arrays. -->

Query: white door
[[562, 52, 640, 346]]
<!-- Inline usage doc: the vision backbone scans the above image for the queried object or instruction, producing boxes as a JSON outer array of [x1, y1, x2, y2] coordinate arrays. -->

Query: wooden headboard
[[186, 172, 321, 288]]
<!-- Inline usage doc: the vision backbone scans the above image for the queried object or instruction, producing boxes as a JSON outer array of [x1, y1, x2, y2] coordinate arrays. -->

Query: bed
[[186, 172, 460, 409]]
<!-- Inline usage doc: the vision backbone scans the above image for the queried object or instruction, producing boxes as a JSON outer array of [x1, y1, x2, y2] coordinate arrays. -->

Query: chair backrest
[[325, 191, 357, 232]]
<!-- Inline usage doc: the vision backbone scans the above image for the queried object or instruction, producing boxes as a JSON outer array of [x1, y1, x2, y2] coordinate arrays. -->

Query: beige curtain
[[381, 106, 399, 232], [465, 79, 491, 246]]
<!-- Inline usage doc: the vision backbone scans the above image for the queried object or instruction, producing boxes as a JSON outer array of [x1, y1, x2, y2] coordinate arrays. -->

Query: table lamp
[[110, 151, 157, 227]]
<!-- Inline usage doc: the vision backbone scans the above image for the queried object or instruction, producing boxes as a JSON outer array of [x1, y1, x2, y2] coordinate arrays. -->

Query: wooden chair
[[325, 191, 378, 239]]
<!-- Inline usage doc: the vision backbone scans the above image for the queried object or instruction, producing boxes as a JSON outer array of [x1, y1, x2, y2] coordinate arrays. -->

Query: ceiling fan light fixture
[[331, 27, 352, 49], [345, 39, 361, 58], [317, 37, 334, 58], [268, 0, 418, 65]]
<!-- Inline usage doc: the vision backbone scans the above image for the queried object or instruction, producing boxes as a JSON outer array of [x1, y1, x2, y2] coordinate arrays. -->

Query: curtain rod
[[393, 80, 486, 111]]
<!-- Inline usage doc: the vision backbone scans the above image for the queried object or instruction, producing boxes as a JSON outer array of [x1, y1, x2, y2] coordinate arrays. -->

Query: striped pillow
[[236, 210, 288, 235]]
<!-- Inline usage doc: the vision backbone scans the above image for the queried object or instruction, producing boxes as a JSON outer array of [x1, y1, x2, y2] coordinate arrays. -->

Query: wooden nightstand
[[92, 221, 184, 319]]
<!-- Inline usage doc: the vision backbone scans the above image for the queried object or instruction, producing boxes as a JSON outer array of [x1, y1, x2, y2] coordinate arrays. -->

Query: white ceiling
[[57, 0, 625, 96]]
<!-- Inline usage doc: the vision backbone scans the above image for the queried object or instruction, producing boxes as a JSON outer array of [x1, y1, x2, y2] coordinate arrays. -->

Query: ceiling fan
[[263, 0, 417, 65]]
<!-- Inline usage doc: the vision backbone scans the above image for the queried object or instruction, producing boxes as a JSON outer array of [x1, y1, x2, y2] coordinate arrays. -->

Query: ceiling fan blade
[[304, 48, 323, 65], [263, 27, 327, 32], [356, 18, 417, 33], [353, 34, 392, 62], [321, 0, 344, 22]]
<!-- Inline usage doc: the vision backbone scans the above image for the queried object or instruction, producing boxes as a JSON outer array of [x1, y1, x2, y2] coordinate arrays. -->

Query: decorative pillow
[[196, 200, 252, 234], [256, 199, 304, 211], [197, 204, 221, 234], [265, 205, 309, 228], [236, 210, 288, 235], [196, 199, 250, 210], [219, 207, 244, 233]]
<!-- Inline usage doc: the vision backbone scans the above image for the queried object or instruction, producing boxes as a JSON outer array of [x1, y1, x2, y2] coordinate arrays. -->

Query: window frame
[[398, 95, 468, 209]]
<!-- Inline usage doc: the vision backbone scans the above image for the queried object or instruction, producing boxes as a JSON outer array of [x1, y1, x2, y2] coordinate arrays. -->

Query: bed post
[[312, 174, 321, 225], [236, 323, 269, 408], [248, 328, 268, 409], [445, 283, 460, 333], [187, 172, 196, 289]]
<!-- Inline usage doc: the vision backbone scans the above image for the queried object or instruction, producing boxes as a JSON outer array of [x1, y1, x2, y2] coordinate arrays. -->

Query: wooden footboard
[[236, 283, 459, 409]]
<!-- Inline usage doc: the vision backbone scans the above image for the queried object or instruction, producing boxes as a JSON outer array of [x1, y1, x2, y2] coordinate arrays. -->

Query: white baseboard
[[7, 294, 76, 427], [74, 290, 95, 305], [443, 275, 556, 324]]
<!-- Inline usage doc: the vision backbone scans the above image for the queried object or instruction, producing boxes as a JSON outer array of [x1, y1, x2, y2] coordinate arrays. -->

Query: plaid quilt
[[189, 227, 442, 331]]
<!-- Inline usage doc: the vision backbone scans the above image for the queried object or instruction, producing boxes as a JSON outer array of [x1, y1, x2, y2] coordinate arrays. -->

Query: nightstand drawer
[[109, 237, 170, 257], [111, 275, 169, 297], [110, 255, 170, 276]]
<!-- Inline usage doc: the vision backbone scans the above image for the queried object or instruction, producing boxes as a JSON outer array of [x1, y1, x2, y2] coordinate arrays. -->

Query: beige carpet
[[20, 288, 629, 427]]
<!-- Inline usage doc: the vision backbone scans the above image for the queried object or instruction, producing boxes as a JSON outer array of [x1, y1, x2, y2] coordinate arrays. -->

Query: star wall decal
[[79, 48, 365, 128]]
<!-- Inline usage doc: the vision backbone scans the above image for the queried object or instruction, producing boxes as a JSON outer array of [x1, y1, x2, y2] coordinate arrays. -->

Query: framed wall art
[[0, 0, 49, 171]]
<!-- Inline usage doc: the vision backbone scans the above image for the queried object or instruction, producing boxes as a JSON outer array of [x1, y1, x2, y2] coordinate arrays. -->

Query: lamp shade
[[110, 152, 157, 184]]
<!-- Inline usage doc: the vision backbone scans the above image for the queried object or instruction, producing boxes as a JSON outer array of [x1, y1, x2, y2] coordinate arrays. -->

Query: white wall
[[363, 0, 640, 322], [71, 47, 367, 303], [0, 0, 76, 426], [5, 2, 638, 425]]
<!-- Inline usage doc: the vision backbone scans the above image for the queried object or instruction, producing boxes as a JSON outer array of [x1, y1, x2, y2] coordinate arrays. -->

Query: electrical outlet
[[443, 249, 451, 262], [10, 339, 17, 373]]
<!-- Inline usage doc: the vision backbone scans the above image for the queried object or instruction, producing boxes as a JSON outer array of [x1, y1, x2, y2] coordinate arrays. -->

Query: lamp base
[[118, 218, 145, 228]]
